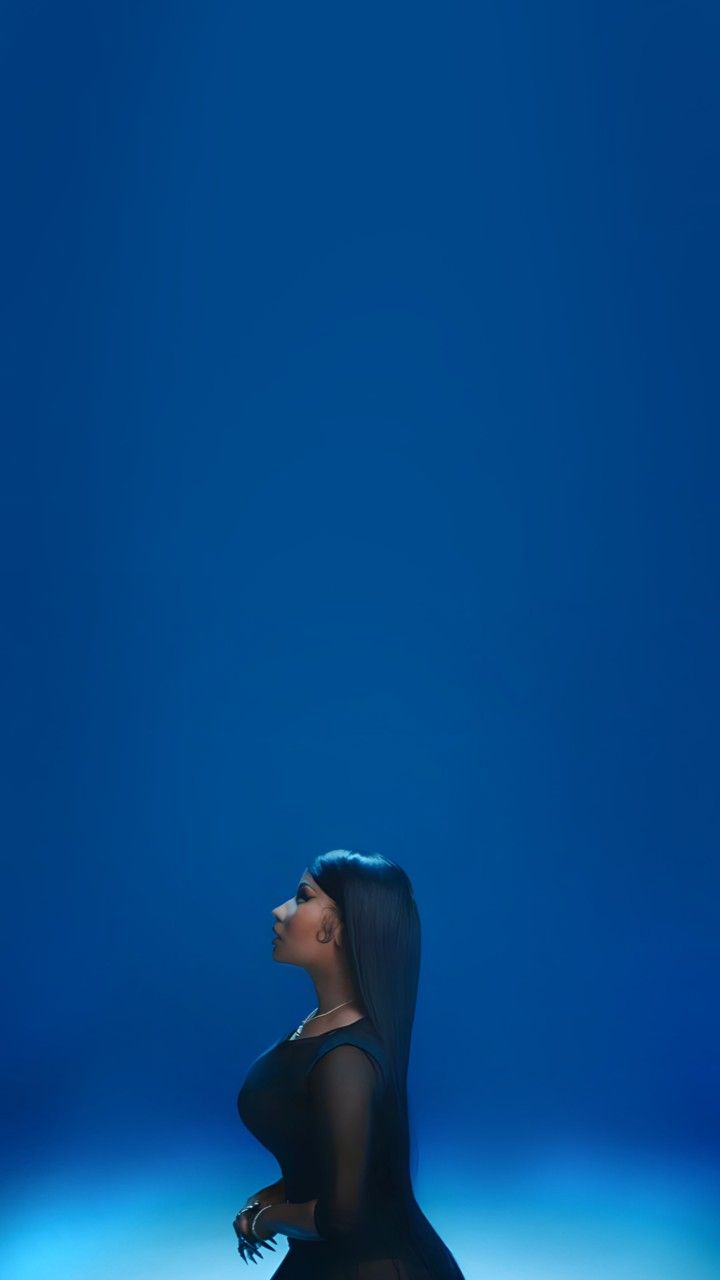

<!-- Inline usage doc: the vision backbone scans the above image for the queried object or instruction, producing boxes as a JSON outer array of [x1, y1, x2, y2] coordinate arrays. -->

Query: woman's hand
[[233, 1203, 278, 1264], [233, 1181, 284, 1264]]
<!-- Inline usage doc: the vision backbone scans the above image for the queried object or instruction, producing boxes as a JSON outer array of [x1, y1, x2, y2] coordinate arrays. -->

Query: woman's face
[[271, 868, 343, 968]]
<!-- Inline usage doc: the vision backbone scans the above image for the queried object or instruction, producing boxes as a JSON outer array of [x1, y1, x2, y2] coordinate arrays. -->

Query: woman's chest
[[237, 1044, 316, 1159]]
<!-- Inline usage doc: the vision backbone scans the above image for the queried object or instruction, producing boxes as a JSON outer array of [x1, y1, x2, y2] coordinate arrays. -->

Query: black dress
[[237, 1015, 466, 1279]]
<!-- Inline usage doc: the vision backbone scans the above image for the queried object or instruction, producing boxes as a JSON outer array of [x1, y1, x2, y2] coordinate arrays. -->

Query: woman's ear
[[326, 907, 343, 948], [317, 906, 342, 946]]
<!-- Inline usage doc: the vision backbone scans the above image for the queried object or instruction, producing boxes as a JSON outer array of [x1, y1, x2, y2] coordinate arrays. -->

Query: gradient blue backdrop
[[2, 3, 719, 1277]]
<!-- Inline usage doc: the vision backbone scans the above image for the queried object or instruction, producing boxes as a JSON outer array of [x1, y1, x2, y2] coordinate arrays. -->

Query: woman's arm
[[252, 1044, 382, 1244], [234, 1176, 289, 1248], [250, 1175, 286, 1204], [253, 1197, 321, 1241]]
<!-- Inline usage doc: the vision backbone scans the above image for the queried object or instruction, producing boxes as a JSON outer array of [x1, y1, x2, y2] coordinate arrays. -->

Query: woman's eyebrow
[[297, 881, 313, 891]]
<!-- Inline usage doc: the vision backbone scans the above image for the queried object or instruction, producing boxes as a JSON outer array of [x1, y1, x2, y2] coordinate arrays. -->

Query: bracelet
[[250, 1201, 276, 1241]]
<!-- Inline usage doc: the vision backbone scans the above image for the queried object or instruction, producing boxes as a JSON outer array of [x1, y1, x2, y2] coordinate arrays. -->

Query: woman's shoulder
[[301, 1016, 389, 1091]]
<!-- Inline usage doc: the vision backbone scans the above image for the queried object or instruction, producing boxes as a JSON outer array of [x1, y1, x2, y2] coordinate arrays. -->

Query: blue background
[[2, 2, 718, 1276]]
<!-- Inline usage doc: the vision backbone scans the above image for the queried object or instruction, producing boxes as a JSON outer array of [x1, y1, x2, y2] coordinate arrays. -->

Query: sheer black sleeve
[[307, 1042, 383, 1242]]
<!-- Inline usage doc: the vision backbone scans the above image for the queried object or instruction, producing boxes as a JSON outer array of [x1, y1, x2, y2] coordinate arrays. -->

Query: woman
[[233, 848, 467, 1278]]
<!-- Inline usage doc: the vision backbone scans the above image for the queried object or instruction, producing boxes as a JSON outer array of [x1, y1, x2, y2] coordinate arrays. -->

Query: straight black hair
[[297, 844, 466, 1274], [307, 848, 421, 1194], [307, 848, 466, 1277]]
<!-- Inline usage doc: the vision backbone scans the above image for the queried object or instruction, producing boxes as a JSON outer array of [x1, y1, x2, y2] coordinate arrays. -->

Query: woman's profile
[[234, 848, 467, 1278]]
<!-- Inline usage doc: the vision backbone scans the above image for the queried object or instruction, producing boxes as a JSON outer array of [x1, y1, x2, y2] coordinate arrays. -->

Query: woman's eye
[[296, 892, 307, 903]]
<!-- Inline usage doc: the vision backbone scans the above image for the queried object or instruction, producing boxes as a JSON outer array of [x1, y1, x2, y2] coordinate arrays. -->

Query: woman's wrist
[[249, 1198, 321, 1242], [250, 1200, 284, 1240]]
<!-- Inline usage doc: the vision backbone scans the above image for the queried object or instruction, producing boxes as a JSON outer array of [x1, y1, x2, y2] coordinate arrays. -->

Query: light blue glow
[[2, 1139, 719, 1280]]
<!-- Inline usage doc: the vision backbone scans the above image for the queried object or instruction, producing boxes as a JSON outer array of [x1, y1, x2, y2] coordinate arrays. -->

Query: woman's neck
[[308, 973, 362, 1019]]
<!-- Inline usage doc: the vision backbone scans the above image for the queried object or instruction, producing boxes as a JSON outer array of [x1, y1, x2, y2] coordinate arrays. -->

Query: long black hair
[[307, 848, 466, 1278], [307, 848, 421, 1195]]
